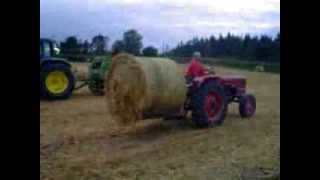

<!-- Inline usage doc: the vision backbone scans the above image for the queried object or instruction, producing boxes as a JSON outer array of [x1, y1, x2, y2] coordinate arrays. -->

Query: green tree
[[60, 36, 80, 55], [123, 29, 143, 55], [241, 34, 257, 60], [168, 32, 280, 62], [112, 40, 125, 52], [142, 46, 158, 57], [208, 36, 218, 57], [91, 34, 109, 55], [82, 40, 90, 54], [273, 33, 280, 62], [256, 35, 274, 61]]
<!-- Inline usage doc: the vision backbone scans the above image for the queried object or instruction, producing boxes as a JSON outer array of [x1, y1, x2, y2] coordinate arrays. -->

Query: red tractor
[[182, 74, 256, 128]]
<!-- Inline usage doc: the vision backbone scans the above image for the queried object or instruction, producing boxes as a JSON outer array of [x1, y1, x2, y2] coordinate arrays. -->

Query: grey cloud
[[40, 1, 280, 50]]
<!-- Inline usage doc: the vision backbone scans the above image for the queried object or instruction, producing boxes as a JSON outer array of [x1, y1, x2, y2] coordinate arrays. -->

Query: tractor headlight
[[53, 47, 60, 55]]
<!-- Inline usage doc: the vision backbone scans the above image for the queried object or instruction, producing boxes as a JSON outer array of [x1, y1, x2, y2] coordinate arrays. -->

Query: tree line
[[168, 33, 280, 62], [58, 29, 279, 62], [59, 29, 158, 58]]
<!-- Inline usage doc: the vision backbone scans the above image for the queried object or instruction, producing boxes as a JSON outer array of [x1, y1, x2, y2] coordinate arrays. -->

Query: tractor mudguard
[[193, 75, 221, 88], [40, 58, 72, 69]]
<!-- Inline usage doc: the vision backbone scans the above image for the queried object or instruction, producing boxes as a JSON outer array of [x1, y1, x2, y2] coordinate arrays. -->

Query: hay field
[[40, 63, 280, 180]]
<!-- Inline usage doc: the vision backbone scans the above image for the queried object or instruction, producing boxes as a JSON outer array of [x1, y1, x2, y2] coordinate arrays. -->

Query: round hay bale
[[106, 53, 187, 124]]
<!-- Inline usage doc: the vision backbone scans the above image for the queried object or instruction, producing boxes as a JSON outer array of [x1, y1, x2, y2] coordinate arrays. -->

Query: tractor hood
[[41, 57, 68, 62], [41, 57, 70, 64], [40, 57, 72, 68]]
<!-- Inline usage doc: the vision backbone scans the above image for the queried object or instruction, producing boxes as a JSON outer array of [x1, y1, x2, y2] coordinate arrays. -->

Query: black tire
[[40, 63, 75, 100], [190, 80, 228, 128], [239, 94, 256, 118]]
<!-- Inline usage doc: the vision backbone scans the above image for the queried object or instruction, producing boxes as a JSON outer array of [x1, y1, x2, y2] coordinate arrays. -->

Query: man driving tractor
[[185, 51, 214, 94], [185, 52, 205, 77], [181, 52, 215, 117], [186, 52, 206, 85]]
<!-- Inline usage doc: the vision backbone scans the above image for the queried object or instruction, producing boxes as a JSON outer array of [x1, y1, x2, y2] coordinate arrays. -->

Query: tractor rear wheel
[[190, 80, 228, 128], [40, 63, 75, 100], [239, 94, 256, 118]]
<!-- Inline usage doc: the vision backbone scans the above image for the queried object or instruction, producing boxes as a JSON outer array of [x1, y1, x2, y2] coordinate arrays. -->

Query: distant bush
[[142, 46, 158, 57]]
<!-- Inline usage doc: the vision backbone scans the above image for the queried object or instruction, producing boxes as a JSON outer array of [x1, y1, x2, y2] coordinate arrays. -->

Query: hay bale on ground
[[106, 53, 187, 124]]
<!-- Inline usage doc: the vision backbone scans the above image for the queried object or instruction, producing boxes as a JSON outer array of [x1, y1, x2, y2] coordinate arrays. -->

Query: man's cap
[[192, 51, 201, 58]]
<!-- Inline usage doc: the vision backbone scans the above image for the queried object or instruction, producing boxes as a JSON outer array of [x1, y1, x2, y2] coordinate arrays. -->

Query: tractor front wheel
[[40, 63, 75, 100], [239, 94, 256, 118], [190, 80, 228, 128]]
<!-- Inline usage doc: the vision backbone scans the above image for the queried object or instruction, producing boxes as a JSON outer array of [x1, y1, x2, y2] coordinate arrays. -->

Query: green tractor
[[40, 38, 111, 100], [74, 56, 111, 96], [86, 56, 112, 95], [40, 38, 75, 99]]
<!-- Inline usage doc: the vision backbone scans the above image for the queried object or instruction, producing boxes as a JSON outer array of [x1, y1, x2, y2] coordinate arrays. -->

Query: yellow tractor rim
[[45, 71, 69, 94]]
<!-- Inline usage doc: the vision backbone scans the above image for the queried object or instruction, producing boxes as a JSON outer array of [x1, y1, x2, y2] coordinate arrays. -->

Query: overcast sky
[[40, 0, 280, 51]]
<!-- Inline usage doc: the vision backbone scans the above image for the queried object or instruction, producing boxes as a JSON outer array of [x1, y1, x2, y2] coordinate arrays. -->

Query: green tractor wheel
[[40, 63, 75, 100]]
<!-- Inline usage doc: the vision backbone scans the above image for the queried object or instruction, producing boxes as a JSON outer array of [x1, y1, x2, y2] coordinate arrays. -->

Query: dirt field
[[40, 64, 280, 180]]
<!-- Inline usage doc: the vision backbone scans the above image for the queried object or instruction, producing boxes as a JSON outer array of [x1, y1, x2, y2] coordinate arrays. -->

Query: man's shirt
[[185, 58, 206, 77]]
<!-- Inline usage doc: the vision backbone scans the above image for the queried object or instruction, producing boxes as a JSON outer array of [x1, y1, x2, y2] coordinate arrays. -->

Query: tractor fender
[[193, 75, 222, 88], [40, 58, 71, 69]]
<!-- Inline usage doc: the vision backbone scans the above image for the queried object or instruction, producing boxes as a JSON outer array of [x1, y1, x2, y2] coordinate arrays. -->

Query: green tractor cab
[[40, 38, 75, 99]]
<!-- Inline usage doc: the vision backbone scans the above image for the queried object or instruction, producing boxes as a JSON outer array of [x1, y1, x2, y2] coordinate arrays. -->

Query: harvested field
[[40, 63, 280, 180]]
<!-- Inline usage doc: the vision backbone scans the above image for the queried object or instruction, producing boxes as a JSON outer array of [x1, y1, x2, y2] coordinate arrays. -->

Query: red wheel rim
[[245, 98, 255, 115], [204, 91, 223, 122]]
